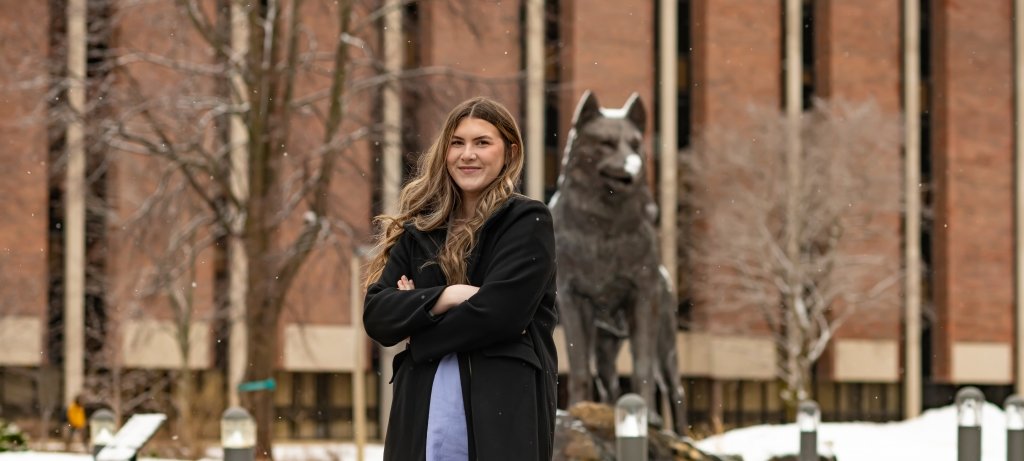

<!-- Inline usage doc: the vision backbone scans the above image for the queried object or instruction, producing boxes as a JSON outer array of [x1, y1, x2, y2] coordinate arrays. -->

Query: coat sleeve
[[363, 232, 447, 347], [409, 201, 556, 363]]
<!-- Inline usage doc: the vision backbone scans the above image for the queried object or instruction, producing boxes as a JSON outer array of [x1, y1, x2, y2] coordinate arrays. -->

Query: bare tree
[[0, 0, 521, 456], [81, 0, 514, 457], [680, 100, 903, 408], [92, 1, 376, 456], [122, 176, 215, 458]]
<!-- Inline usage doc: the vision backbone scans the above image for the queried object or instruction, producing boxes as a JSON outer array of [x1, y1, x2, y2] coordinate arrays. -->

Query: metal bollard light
[[88, 409, 116, 459], [615, 393, 648, 461], [956, 386, 984, 461], [797, 400, 820, 461], [222, 407, 256, 461], [1006, 395, 1024, 461]]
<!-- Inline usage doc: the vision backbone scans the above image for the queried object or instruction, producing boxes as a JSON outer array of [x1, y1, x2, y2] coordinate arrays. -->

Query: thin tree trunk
[[241, 246, 280, 460], [175, 367, 194, 457], [242, 313, 278, 460], [710, 378, 724, 434]]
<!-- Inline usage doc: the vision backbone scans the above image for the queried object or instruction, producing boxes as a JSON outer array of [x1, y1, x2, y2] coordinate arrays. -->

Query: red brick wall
[[815, 1, 901, 109], [689, 0, 780, 335], [107, 0, 217, 332], [113, 1, 376, 361], [815, 0, 902, 343], [0, 2, 51, 325], [930, 1, 1015, 382], [282, 0, 375, 328], [691, 0, 780, 130], [414, 0, 523, 143], [812, 0, 904, 383], [558, 0, 654, 156]]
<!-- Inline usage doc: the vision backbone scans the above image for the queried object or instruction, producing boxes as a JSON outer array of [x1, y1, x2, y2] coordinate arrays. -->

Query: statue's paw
[[647, 410, 665, 430]]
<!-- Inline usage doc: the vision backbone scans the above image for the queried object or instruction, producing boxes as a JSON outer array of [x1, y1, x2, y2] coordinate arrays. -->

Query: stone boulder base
[[553, 402, 742, 461]]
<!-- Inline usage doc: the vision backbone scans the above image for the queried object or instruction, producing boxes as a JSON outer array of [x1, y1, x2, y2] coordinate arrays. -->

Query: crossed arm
[[397, 275, 479, 318], [363, 203, 555, 362]]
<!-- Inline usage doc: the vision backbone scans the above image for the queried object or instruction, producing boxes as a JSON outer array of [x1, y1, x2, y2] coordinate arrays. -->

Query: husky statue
[[549, 91, 687, 435]]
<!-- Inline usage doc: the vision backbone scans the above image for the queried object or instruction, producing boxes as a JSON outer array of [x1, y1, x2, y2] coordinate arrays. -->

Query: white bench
[[95, 413, 167, 461]]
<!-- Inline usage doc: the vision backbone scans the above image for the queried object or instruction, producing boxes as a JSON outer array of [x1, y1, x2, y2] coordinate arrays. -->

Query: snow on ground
[[5, 403, 1016, 461], [0, 442, 385, 461], [0, 454, 182, 461], [696, 402, 1010, 461], [198, 442, 385, 460]]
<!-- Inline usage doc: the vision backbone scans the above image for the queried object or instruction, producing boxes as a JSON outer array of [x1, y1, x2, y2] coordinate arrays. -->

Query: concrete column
[[378, 0, 403, 436], [525, 0, 545, 201], [658, 0, 677, 284], [783, 0, 803, 392], [64, 0, 86, 406], [1015, 0, 1024, 397], [903, 0, 922, 417], [382, 0, 402, 214], [351, 254, 366, 461], [228, 1, 250, 408]]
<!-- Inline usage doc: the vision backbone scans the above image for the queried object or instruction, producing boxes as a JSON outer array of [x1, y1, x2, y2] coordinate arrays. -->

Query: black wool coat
[[364, 195, 559, 461]]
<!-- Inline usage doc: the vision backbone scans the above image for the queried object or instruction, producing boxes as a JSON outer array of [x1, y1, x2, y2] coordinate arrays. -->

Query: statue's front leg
[[628, 293, 657, 413], [559, 286, 595, 405], [595, 323, 622, 402]]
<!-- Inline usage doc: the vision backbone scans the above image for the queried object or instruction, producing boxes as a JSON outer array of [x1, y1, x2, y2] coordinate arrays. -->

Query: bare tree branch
[[681, 100, 903, 404]]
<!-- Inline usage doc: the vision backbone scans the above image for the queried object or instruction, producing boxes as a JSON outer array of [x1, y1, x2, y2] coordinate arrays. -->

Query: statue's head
[[559, 91, 647, 198]]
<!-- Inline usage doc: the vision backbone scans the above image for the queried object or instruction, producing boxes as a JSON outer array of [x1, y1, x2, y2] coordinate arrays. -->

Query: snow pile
[[697, 402, 1010, 461], [199, 442, 385, 460]]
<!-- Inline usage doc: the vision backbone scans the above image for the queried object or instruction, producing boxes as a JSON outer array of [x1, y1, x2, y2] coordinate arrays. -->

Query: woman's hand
[[397, 275, 415, 291], [398, 275, 478, 318]]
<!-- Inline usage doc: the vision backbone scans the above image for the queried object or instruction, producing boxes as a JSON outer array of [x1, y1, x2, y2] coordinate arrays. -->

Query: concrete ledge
[[122, 320, 210, 369], [952, 341, 1012, 384], [283, 324, 363, 371], [833, 338, 899, 382], [706, 334, 775, 380], [0, 316, 41, 366], [553, 327, 775, 380]]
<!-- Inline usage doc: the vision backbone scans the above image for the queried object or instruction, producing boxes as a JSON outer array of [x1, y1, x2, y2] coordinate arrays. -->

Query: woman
[[363, 96, 557, 461]]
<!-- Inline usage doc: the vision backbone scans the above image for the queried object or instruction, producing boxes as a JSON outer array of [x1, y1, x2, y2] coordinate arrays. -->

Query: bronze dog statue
[[549, 91, 687, 434]]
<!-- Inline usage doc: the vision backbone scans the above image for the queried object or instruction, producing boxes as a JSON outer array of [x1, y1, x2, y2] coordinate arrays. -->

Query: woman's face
[[446, 117, 507, 201]]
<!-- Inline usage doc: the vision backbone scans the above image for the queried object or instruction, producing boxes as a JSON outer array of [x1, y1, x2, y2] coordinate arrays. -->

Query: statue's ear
[[572, 91, 601, 128], [624, 92, 646, 133]]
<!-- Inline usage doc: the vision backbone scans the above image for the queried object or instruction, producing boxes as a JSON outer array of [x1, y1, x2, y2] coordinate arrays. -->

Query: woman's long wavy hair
[[364, 96, 524, 288]]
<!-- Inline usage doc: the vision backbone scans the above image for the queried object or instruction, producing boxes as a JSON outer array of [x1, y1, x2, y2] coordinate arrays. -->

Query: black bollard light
[[615, 393, 648, 461], [88, 408, 116, 459], [1006, 395, 1024, 461], [956, 386, 984, 461], [797, 400, 820, 461], [222, 407, 256, 461]]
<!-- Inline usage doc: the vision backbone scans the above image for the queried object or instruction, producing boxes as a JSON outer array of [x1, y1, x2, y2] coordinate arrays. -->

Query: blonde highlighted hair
[[364, 97, 524, 288]]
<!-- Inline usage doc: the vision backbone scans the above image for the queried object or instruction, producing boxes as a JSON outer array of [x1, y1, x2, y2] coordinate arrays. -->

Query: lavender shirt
[[425, 353, 468, 460]]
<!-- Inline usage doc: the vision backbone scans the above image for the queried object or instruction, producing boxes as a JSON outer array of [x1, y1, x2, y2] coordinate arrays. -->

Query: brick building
[[0, 0, 1021, 441]]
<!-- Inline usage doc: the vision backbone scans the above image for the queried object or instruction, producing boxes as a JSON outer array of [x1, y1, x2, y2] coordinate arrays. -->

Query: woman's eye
[[451, 140, 464, 146]]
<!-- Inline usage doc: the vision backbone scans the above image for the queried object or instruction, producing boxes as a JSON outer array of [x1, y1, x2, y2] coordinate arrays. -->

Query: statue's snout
[[598, 152, 643, 187]]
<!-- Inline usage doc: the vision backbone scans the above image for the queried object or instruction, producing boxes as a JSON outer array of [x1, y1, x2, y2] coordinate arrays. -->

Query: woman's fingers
[[397, 275, 414, 291]]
